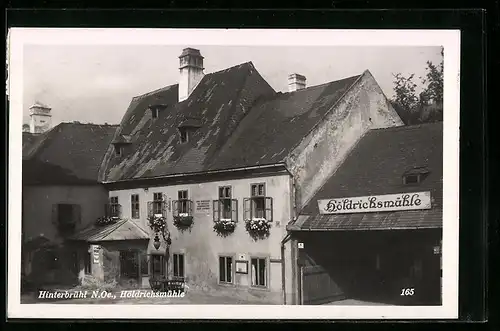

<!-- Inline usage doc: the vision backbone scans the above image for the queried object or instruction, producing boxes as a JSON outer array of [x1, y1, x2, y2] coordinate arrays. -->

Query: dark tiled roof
[[23, 123, 118, 184], [292, 208, 442, 231], [100, 66, 363, 182], [22, 132, 47, 160], [68, 219, 149, 242], [210, 75, 361, 170], [293, 122, 443, 230], [100, 62, 276, 181]]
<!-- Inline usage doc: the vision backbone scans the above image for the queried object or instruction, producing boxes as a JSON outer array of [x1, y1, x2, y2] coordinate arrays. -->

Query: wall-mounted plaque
[[92, 246, 100, 264], [235, 260, 248, 274], [196, 200, 211, 211]]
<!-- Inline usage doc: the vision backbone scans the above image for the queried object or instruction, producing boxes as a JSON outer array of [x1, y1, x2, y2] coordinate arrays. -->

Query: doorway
[[119, 250, 139, 285]]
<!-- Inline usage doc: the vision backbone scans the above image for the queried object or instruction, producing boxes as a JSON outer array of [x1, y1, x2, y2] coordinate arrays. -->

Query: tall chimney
[[178, 48, 205, 102], [29, 102, 52, 134], [288, 73, 306, 92]]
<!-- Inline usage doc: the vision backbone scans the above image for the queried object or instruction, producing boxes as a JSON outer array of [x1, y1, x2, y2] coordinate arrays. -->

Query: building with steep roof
[[287, 122, 443, 305], [93, 47, 405, 304], [21, 122, 122, 289]]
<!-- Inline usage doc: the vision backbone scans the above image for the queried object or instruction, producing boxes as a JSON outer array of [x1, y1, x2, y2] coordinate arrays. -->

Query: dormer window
[[114, 145, 122, 157], [151, 108, 159, 119], [149, 104, 168, 121], [179, 128, 189, 144], [402, 166, 430, 185]]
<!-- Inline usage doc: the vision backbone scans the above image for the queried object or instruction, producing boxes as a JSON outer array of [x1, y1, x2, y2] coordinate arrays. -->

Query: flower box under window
[[173, 192, 194, 230]]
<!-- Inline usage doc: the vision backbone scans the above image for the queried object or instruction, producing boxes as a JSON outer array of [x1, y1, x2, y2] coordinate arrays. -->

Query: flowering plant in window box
[[173, 213, 193, 231], [147, 214, 167, 233], [245, 218, 271, 241], [95, 216, 119, 227], [213, 218, 236, 237]]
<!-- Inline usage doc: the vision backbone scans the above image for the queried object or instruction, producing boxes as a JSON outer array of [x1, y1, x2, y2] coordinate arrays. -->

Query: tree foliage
[[391, 48, 444, 125]]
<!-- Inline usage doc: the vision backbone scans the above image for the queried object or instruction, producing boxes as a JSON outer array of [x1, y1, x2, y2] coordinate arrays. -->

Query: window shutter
[[172, 201, 179, 217], [231, 199, 238, 222], [162, 194, 168, 217], [73, 204, 82, 224], [213, 200, 219, 221], [52, 204, 58, 225], [147, 201, 153, 217], [265, 197, 273, 221], [243, 198, 251, 221], [188, 200, 193, 216]]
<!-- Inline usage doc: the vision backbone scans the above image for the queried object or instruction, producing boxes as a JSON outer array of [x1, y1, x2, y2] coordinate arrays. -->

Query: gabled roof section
[[23, 122, 118, 185], [99, 62, 276, 182], [291, 122, 443, 230], [209, 74, 362, 170], [68, 219, 150, 242]]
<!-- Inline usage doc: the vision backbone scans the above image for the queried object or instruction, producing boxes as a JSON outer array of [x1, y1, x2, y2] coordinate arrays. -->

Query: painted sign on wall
[[195, 200, 211, 211], [92, 246, 100, 264], [318, 191, 431, 214]]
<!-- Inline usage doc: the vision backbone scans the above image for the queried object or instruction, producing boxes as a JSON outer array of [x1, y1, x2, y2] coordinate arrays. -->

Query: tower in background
[[28, 102, 52, 134]]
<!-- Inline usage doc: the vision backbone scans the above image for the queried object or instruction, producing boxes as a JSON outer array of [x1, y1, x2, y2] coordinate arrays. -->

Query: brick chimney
[[178, 48, 205, 102], [288, 73, 306, 92]]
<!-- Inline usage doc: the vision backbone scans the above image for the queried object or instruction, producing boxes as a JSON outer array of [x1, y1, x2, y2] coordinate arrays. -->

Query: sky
[[22, 45, 443, 126]]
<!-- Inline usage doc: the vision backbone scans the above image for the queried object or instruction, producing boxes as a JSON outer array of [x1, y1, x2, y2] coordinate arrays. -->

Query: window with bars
[[243, 183, 273, 221], [213, 186, 237, 221], [131, 194, 140, 219], [219, 256, 233, 284], [173, 253, 185, 279], [251, 257, 267, 288]]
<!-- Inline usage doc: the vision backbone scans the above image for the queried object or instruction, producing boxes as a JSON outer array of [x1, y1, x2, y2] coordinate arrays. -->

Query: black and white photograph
[[7, 29, 460, 319]]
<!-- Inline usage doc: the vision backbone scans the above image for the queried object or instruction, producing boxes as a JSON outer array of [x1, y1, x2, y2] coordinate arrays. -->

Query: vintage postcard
[[7, 28, 460, 319]]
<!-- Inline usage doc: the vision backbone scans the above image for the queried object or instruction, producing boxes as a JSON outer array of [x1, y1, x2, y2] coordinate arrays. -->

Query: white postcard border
[[7, 28, 460, 320]]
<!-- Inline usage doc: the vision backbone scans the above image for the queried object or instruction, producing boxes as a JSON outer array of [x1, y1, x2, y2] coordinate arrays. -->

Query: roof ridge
[[133, 83, 178, 101], [281, 74, 363, 96], [128, 219, 150, 237], [100, 219, 129, 240], [206, 61, 254, 76], [59, 121, 120, 127]]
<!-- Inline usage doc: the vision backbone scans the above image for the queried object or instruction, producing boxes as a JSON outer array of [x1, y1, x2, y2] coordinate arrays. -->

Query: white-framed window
[[219, 255, 233, 284], [213, 186, 237, 221], [250, 257, 268, 288], [131, 194, 140, 219], [173, 253, 185, 278], [108, 196, 121, 217], [150, 254, 166, 278], [178, 190, 189, 214], [152, 192, 164, 215], [243, 183, 273, 221]]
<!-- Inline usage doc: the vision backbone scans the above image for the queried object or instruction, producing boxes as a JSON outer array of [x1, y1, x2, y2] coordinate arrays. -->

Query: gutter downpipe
[[281, 232, 292, 305]]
